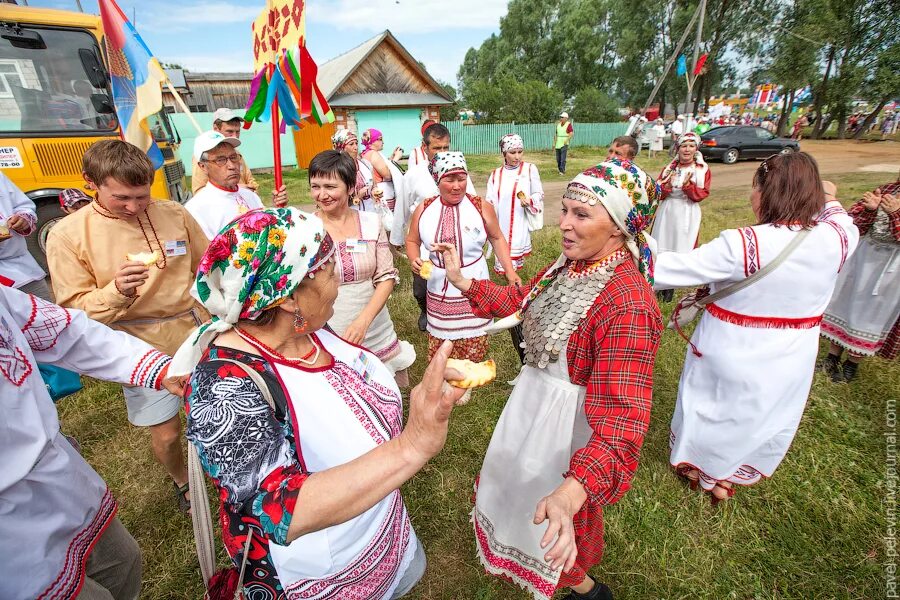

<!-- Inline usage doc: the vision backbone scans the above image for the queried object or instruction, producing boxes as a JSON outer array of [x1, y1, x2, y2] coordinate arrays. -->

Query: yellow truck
[[0, 4, 188, 269]]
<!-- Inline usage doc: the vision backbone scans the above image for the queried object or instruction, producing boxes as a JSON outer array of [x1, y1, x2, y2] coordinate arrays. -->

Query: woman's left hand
[[6, 214, 30, 234], [882, 193, 900, 215], [533, 478, 588, 572], [506, 271, 523, 289], [272, 185, 289, 208], [343, 316, 371, 345]]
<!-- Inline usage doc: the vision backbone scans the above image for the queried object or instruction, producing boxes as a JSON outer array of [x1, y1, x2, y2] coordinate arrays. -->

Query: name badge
[[463, 225, 483, 241], [165, 240, 187, 257], [351, 350, 375, 384], [345, 238, 367, 253]]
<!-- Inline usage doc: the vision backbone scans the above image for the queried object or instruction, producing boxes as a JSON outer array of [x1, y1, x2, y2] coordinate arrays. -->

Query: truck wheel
[[26, 198, 66, 273], [722, 148, 740, 164]]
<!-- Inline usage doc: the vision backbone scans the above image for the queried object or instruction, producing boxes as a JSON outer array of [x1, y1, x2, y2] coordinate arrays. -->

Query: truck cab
[[0, 4, 188, 270]]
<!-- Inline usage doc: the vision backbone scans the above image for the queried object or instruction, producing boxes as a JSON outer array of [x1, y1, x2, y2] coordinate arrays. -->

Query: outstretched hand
[[399, 340, 466, 464]]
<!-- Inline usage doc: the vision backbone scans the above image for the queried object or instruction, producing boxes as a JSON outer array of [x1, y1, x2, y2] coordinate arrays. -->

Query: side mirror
[[90, 93, 115, 114], [1, 25, 46, 50], [78, 48, 108, 89]]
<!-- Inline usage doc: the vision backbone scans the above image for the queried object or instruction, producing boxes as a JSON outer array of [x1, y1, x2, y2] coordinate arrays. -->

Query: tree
[[767, 0, 820, 136], [437, 81, 461, 122], [464, 77, 564, 123], [854, 42, 900, 139], [572, 87, 620, 122]]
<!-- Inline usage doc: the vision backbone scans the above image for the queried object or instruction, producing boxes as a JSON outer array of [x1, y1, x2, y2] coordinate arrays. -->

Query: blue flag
[[676, 55, 687, 77]]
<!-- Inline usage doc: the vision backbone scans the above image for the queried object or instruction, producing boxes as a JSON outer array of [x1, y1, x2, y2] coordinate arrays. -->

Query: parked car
[[699, 126, 799, 164]]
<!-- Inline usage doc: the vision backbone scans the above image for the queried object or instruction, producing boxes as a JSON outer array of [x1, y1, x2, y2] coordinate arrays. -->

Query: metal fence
[[441, 121, 628, 155]]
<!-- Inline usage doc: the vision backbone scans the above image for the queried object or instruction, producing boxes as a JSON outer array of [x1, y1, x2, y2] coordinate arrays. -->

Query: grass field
[[58, 162, 896, 599]]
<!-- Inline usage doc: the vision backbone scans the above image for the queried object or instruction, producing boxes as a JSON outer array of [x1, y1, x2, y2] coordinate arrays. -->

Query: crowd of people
[[1, 105, 896, 600]]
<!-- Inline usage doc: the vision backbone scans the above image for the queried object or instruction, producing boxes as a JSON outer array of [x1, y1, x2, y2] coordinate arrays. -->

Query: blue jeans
[[555, 144, 569, 174]]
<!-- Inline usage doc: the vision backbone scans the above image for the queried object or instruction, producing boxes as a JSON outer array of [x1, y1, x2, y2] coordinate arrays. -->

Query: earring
[[293, 309, 307, 333]]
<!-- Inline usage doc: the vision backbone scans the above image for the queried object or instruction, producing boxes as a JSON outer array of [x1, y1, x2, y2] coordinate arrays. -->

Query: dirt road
[[537, 140, 900, 223]]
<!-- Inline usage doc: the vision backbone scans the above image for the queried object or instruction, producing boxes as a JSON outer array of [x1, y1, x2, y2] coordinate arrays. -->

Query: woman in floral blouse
[[169, 207, 466, 599]]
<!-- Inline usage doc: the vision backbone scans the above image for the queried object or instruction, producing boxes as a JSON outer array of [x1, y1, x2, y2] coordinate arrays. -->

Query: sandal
[[710, 481, 735, 506], [675, 466, 700, 491], [173, 480, 191, 514]]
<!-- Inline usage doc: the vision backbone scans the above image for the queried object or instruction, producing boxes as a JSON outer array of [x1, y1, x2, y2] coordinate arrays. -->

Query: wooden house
[[161, 71, 253, 114], [293, 30, 453, 167]]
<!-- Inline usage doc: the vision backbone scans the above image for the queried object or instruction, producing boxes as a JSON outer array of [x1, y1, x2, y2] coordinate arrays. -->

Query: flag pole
[[164, 80, 203, 134], [269, 62, 283, 190]]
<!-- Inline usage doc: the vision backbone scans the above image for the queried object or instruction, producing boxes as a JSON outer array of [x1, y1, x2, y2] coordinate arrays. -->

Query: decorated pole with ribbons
[[245, 0, 335, 188]]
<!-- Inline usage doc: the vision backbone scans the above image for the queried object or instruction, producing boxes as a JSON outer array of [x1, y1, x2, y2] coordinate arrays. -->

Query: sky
[[27, 0, 508, 86]]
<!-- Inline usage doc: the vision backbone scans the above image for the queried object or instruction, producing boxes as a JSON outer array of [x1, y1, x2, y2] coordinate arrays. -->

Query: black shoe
[[832, 360, 859, 383], [565, 582, 613, 600], [418, 312, 428, 332], [656, 289, 674, 303], [817, 353, 840, 377]]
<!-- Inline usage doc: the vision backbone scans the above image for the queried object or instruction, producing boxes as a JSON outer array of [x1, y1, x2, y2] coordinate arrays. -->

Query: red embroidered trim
[[38, 488, 117, 600], [707, 303, 822, 329], [820, 321, 883, 353], [21, 296, 72, 351], [740, 227, 760, 276]]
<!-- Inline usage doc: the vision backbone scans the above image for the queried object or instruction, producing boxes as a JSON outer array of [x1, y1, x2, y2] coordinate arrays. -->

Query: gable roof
[[316, 30, 452, 104]]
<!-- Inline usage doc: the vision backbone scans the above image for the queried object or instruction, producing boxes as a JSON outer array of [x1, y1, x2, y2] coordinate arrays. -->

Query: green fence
[[441, 121, 628, 155]]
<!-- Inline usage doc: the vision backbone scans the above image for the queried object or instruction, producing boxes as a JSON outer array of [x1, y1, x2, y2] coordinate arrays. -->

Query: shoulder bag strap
[[188, 358, 275, 594], [696, 227, 812, 308]]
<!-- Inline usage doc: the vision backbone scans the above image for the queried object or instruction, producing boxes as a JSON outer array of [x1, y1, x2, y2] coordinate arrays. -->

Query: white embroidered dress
[[653, 202, 859, 488], [485, 162, 545, 273], [417, 194, 491, 340], [0, 286, 170, 600], [328, 211, 416, 374], [245, 329, 419, 600], [653, 160, 710, 253]]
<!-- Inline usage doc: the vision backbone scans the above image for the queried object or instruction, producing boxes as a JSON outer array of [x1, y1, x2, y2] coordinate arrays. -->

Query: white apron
[[473, 344, 592, 600], [653, 165, 706, 254], [486, 162, 544, 273], [260, 330, 419, 599], [418, 195, 491, 340]]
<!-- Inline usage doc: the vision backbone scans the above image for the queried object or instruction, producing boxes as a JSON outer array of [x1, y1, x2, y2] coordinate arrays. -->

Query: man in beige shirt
[[190, 107, 258, 193], [47, 140, 209, 513]]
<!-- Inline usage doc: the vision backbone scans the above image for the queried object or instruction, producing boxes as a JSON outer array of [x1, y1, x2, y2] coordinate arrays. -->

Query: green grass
[[61, 169, 896, 598]]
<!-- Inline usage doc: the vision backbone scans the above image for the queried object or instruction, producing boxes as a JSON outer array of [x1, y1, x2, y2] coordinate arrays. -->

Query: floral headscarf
[[361, 128, 383, 153], [170, 207, 335, 376], [429, 151, 467, 183], [331, 128, 358, 152], [563, 159, 660, 284], [499, 134, 524, 154], [677, 132, 701, 147]]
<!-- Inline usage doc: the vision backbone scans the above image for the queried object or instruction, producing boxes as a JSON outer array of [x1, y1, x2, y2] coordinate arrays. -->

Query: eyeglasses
[[203, 154, 241, 167]]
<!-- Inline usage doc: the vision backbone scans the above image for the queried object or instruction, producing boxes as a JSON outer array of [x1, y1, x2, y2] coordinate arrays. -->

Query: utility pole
[[685, 0, 707, 117]]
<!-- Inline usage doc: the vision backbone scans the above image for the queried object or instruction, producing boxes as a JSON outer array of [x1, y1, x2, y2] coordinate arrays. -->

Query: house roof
[[329, 92, 452, 107], [184, 72, 255, 82], [316, 30, 452, 104]]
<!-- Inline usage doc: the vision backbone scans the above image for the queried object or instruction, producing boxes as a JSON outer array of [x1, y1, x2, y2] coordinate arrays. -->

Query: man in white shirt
[[185, 131, 287, 239], [190, 108, 259, 193], [393, 123, 475, 330], [0, 173, 50, 300]]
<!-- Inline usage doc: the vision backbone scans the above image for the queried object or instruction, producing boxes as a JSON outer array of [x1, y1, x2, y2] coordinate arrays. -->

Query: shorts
[[122, 385, 181, 426], [391, 537, 426, 598]]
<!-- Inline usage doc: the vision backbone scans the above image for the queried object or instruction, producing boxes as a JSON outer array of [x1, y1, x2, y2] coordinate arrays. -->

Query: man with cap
[[669, 115, 685, 157], [185, 131, 288, 240], [190, 108, 258, 193], [554, 112, 575, 175], [59, 187, 91, 215]]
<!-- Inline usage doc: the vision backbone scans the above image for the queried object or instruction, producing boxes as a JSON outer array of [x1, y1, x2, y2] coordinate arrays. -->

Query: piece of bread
[[420, 260, 434, 279], [516, 190, 527, 201], [126, 251, 160, 266], [446, 358, 496, 389], [0, 224, 9, 236]]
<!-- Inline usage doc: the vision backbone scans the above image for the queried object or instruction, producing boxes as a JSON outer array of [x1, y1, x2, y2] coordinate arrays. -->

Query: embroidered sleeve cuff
[[14, 212, 37, 236], [131, 350, 170, 389], [253, 465, 309, 545], [373, 270, 400, 285]]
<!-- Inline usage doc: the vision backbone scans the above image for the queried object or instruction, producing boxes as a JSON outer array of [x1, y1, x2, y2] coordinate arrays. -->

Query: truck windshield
[[0, 25, 118, 134]]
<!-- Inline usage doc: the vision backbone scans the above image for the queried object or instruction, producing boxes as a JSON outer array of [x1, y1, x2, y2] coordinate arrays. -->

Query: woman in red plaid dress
[[439, 159, 662, 600]]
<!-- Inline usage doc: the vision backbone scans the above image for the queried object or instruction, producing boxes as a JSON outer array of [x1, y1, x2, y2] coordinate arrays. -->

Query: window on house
[[0, 60, 27, 99]]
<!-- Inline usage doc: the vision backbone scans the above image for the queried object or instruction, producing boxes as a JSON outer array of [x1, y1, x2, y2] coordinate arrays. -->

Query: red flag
[[693, 54, 709, 76]]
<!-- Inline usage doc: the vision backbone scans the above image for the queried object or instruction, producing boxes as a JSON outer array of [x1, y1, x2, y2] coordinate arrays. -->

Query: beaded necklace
[[236, 327, 321, 366], [91, 200, 168, 269]]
